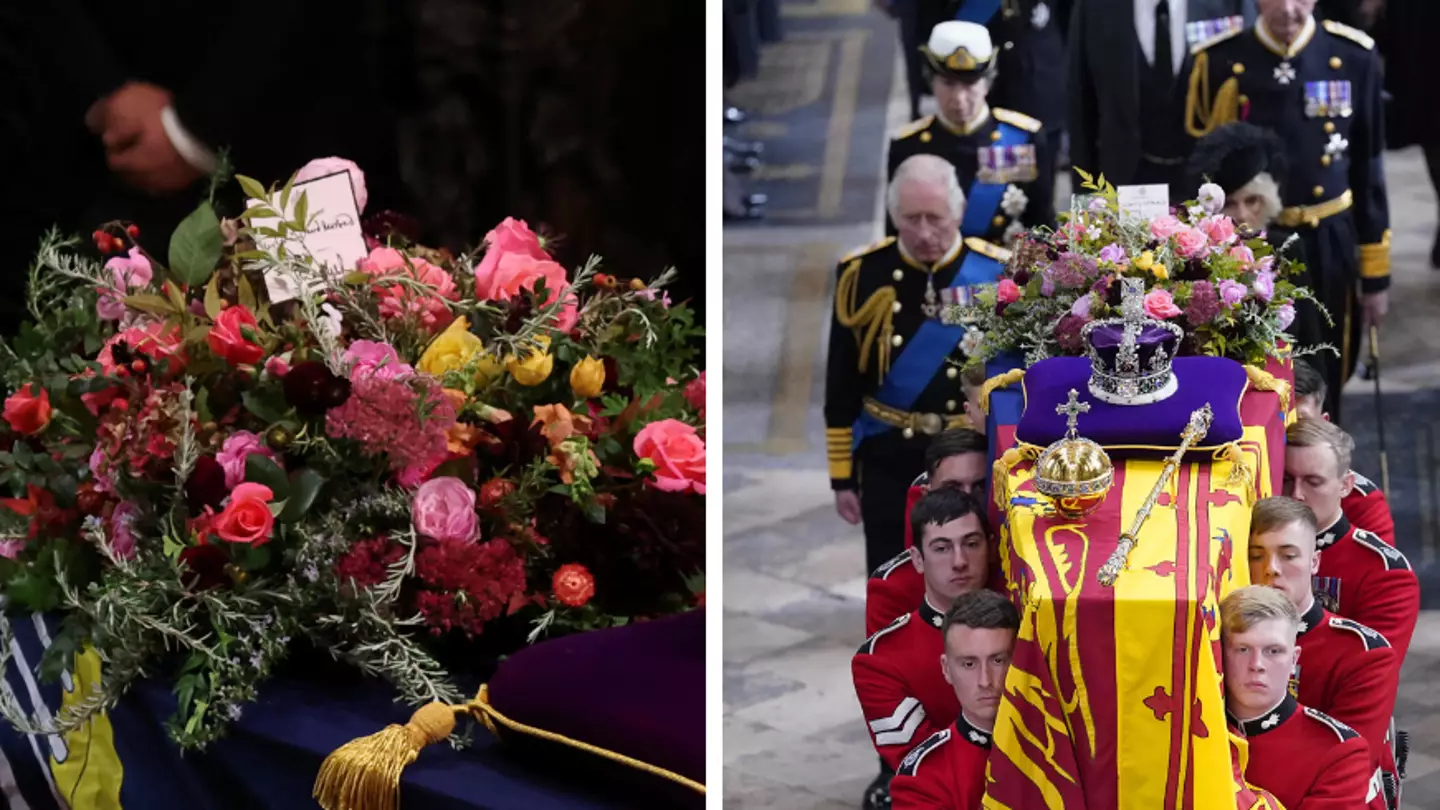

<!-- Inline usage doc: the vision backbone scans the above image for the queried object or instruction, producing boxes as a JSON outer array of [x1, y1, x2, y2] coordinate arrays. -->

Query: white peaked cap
[[926, 21, 994, 63]]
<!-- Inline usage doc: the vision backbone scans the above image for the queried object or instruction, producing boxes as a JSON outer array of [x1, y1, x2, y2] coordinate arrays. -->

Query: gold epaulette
[[992, 108, 1041, 134], [892, 116, 934, 141], [841, 236, 896, 263], [963, 237, 1013, 263], [1322, 19, 1374, 50], [1189, 26, 1243, 55]]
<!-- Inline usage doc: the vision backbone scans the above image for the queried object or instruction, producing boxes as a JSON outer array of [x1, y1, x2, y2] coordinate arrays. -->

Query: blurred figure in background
[[1380, 0, 1440, 268]]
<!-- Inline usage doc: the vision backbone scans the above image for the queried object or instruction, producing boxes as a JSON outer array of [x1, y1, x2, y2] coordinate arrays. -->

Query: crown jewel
[[1080, 278, 1184, 406], [1033, 389, 1113, 518]]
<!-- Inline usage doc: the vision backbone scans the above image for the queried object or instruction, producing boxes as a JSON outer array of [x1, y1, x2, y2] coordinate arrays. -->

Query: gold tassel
[[1184, 53, 1241, 138], [314, 701, 458, 810], [1214, 442, 1255, 499], [992, 444, 1040, 510], [835, 259, 897, 376], [977, 368, 1026, 415], [1243, 365, 1291, 414]]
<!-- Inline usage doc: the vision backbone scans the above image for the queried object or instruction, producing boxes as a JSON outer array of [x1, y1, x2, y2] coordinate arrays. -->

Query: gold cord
[[1243, 365, 1291, 413], [835, 259, 897, 377], [1184, 53, 1241, 138], [978, 368, 1026, 415]]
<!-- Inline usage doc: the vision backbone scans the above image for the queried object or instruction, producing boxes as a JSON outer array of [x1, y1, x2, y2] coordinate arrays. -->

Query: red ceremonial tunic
[[1313, 513, 1419, 665], [1293, 598, 1400, 779], [1236, 694, 1384, 810], [1342, 471, 1395, 546], [853, 600, 960, 770], [889, 714, 991, 810], [866, 550, 925, 637]]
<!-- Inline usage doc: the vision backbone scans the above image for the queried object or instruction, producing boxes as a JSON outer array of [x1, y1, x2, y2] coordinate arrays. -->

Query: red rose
[[207, 306, 265, 366], [212, 482, 275, 546], [552, 563, 595, 608], [3, 385, 51, 435], [478, 478, 516, 510]]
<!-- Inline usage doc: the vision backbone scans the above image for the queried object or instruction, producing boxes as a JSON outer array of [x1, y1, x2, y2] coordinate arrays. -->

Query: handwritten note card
[[1116, 184, 1171, 225], [246, 170, 367, 302]]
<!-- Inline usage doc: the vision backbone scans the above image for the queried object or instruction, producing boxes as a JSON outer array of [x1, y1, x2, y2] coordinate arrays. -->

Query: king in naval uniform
[[886, 21, 1054, 247]]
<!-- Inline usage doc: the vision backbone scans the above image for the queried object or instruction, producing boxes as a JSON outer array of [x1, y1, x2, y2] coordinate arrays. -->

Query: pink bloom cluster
[[325, 364, 455, 476], [357, 247, 459, 333]]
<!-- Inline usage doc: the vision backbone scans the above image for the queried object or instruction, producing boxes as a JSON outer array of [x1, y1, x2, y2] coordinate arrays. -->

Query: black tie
[[1155, 0, 1175, 85]]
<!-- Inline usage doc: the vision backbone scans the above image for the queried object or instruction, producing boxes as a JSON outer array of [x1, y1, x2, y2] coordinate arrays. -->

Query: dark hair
[[910, 486, 990, 552], [941, 589, 1019, 638], [1292, 360, 1326, 403], [924, 428, 987, 479]]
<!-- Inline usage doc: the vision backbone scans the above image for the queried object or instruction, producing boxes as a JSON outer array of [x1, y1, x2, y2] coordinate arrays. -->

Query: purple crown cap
[[1080, 278, 1184, 405]]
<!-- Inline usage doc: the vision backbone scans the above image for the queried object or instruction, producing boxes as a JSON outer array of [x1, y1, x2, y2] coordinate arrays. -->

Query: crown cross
[[1056, 389, 1090, 439]]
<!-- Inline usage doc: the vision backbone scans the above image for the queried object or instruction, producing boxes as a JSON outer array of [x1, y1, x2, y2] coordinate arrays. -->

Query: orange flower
[[446, 421, 482, 455], [531, 403, 592, 449], [552, 563, 595, 607]]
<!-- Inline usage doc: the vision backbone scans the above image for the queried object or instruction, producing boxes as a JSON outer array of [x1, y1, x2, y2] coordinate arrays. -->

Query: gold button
[[892, 334, 904, 347], [1324, 121, 1336, 133], [1330, 56, 1342, 69], [920, 131, 932, 143], [892, 269, 905, 281], [1321, 155, 1332, 167], [1313, 185, 1325, 198], [990, 131, 1002, 142], [902, 428, 915, 439], [1233, 63, 1245, 75], [946, 400, 958, 412], [892, 301, 903, 313], [947, 367, 959, 379], [992, 215, 1006, 227]]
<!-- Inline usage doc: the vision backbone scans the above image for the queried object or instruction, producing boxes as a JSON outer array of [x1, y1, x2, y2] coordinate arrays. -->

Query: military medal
[[922, 274, 940, 319], [1304, 81, 1352, 117], [1274, 60, 1297, 85], [1030, 1, 1050, 29], [1325, 132, 1349, 161]]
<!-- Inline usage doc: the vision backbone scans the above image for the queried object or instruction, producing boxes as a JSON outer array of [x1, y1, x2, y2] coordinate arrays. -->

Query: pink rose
[[208, 305, 265, 366], [358, 248, 459, 333], [477, 251, 578, 330], [265, 356, 290, 377], [1228, 245, 1255, 266], [216, 430, 281, 489], [1173, 227, 1210, 259], [634, 419, 706, 495], [996, 279, 1022, 304], [106, 247, 154, 290], [1218, 279, 1248, 306], [684, 372, 706, 414], [213, 483, 275, 546], [1200, 216, 1237, 247], [344, 340, 413, 381], [96, 292, 126, 321], [473, 218, 550, 292], [412, 476, 479, 543], [1275, 302, 1296, 330], [1253, 270, 1276, 303], [1143, 289, 1183, 320], [1149, 215, 1185, 241], [1255, 255, 1275, 273], [293, 157, 367, 214], [109, 500, 141, 560]]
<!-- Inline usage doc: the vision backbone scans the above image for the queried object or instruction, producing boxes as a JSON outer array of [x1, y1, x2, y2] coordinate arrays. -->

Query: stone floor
[[721, 5, 1440, 808]]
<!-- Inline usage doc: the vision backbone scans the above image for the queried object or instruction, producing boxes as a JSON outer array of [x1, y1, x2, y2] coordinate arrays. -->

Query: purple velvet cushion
[[487, 610, 704, 802], [1015, 356, 1247, 452]]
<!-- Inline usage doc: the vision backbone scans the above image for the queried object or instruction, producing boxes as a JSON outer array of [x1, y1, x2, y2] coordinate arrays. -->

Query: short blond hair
[[1220, 585, 1299, 638], [1251, 496, 1318, 538], [960, 363, 987, 395], [1286, 418, 1353, 477]]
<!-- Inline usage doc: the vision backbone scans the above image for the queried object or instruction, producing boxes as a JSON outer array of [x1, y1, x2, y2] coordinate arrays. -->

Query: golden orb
[[1034, 437, 1114, 519]]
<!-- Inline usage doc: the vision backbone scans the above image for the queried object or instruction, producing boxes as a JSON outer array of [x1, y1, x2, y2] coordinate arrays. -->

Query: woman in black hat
[[1186, 121, 1287, 233]]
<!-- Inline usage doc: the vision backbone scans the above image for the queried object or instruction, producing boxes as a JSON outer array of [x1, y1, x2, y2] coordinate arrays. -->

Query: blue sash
[[959, 120, 1030, 238], [852, 248, 1005, 447], [953, 0, 1003, 23]]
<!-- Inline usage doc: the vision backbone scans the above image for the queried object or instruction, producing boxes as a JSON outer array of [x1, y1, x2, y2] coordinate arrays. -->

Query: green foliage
[[169, 202, 224, 287]]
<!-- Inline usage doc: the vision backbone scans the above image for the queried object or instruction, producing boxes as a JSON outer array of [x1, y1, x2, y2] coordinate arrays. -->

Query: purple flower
[[1044, 252, 1099, 289], [1275, 302, 1296, 330], [1055, 314, 1089, 351], [1184, 280, 1221, 327], [1041, 277, 1056, 297], [1098, 243, 1127, 265], [1071, 294, 1093, 318], [1253, 270, 1276, 303], [1218, 279, 1247, 306], [110, 500, 140, 560]]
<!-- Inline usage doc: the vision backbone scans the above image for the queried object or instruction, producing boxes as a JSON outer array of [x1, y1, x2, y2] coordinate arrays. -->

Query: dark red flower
[[283, 361, 351, 415], [994, 301, 1009, 317], [1054, 314, 1089, 352], [362, 210, 422, 244], [335, 536, 404, 589], [552, 563, 595, 607], [1012, 267, 1031, 286], [185, 456, 228, 513], [179, 543, 229, 590], [411, 537, 527, 637], [478, 478, 516, 511]]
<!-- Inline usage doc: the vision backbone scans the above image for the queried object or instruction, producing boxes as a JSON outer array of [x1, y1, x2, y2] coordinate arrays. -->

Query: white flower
[[1086, 225, 1101, 241], [960, 327, 985, 356], [1001, 184, 1029, 217], [1198, 182, 1225, 214], [318, 302, 343, 338], [1002, 220, 1026, 247]]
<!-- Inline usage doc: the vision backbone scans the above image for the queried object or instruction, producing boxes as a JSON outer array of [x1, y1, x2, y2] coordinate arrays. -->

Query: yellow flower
[[507, 336, 554, 386], [569, 355, 606, 398], [419, 317, 483, 376], [1133, 251, 1155, 271], [1150, 262, 1169, 281]]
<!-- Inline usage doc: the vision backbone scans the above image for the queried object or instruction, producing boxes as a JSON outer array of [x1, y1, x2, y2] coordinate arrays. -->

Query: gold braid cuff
[[835, 259, 896, 377], [977, 368, 1026, 415], [315, 685, 705, 810], [1360, 230, 1392, 279], [1184, 53, 1241, 138], [1243, 365, 1291, 414], [827, 427, 854, 480]]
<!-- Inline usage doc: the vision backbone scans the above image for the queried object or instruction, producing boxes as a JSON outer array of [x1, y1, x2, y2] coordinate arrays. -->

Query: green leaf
[[204, 275, 224, 319], [240, 389, 289, 424], [342, 272, 370, 286], [163, 533, 184, 561], [124, 293, 177, 317], [169, 202, 224, 287], [582, 502, 606, 524], [236, 174, 269, 202], [240, 544, 271, 571], [277, 469, 325, 523], [237, 274, 257, 313], [293, 191, 309, 230], [243, 454, 291, 499]]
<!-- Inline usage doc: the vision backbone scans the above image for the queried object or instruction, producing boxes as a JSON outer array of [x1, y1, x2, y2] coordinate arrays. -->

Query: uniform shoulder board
[[841, 236, 897, 263], [992, 108, 1041, 134], [870, 549, 913, 581], [1303, 706, 1361, 742], [1351, 471, 1379, 495], [857, 612, 910, 655], [1190, 27, 1242, 55], [964, 237, 1014, 263], [1322, 19, 1374, 50], [893, 116, 935, 140], [896, 728, 952, 777], [1327, 616, 1391, 651], [1351, 528, 1413, 572]]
